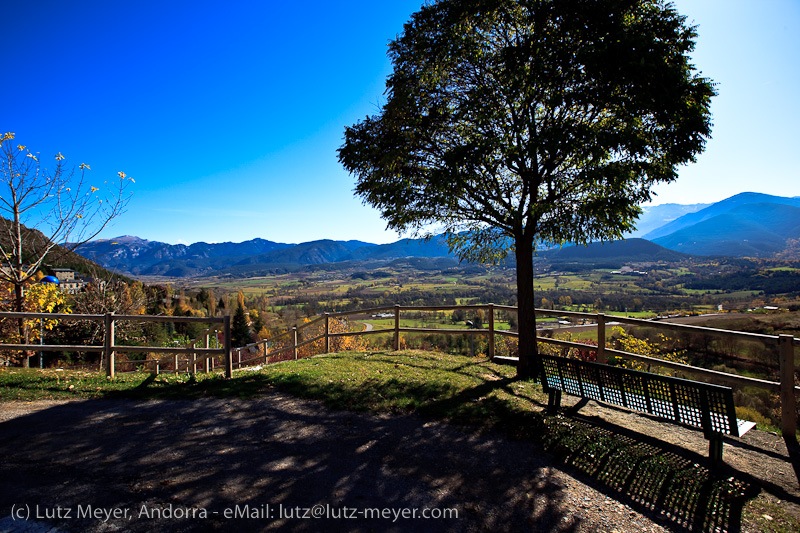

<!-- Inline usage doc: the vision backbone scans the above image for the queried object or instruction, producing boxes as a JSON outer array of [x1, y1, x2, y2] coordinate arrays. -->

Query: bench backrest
[[540, 355, 740, 438]]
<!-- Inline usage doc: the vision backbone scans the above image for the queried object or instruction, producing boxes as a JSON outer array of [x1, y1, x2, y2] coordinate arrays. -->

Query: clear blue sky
[[3, 0, 798, 245]]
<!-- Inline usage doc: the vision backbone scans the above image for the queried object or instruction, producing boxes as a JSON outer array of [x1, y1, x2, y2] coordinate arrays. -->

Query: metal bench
[[540, 354, 756, 464]]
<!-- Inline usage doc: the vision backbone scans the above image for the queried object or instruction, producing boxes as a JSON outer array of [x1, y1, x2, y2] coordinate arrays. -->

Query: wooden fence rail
[[231, 305, 798, 438], [0, 312, 233, 379]]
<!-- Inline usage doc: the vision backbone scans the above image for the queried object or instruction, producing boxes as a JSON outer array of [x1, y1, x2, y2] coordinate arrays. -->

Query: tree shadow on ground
[[405, 373, 771, 532], [2, 356, 789, 532], [0, 396, 579, 532], [145, 361, 780, 532]]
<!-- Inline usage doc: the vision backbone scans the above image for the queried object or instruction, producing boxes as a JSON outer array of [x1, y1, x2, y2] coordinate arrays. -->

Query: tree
[[1, 133, 132, 353], [339, 0, 714, 378], [250, 309, 265, 338], [0, 278, 70, 366], [52, 274, 146, 369], [231, 301, 251, 348], [470, 313, 483, 329]]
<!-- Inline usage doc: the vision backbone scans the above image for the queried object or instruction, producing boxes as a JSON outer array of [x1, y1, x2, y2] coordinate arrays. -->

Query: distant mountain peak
[[642, 192, 800, 242]]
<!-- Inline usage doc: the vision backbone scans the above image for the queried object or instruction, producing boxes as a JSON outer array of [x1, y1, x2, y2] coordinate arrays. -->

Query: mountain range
[[643, 192, 800, 241], [76, 192, 800, 278], [77, 235, 454, 277]]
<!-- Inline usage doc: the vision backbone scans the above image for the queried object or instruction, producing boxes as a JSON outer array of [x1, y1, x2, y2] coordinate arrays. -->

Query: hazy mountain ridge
[[78, 236, 293, 275], [625, 202, 710, 238], [652, 203, 800, 257], [643, 192, 800, 240]]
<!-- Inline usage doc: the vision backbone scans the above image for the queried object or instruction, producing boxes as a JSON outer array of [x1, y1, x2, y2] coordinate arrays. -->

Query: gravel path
[[0, 393, 797, 532], [0, 395, 673, 533]]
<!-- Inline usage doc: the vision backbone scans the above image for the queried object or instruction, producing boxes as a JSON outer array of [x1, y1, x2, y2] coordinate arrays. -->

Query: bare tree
[[0, 132, 132, 357]]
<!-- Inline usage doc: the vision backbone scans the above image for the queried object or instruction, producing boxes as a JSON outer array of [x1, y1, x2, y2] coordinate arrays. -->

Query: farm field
[[169, 256, 800, 334]]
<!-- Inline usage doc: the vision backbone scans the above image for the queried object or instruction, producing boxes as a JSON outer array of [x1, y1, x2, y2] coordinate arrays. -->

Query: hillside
[[235, 240, 372, 266], [0, 218, 123, 280], [542, 238, 690, 264], [346, 235, 452, 261]]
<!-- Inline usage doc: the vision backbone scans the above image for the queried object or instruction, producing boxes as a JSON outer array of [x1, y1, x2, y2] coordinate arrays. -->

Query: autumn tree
[[339, 0, 714, 378], [63, 274, 147, 357], [776, 238, 800, 261], [250, 309, 265, 338], [0, 132, 132, 347], [0, 279, 70, 366]]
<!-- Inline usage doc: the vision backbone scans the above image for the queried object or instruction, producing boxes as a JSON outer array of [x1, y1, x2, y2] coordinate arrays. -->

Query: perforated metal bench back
[[540, 355, 740, 437]]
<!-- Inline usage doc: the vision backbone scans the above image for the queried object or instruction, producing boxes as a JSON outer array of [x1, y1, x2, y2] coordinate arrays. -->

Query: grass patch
[[0, 367, 245, 401], [743, 497, 800, 533]]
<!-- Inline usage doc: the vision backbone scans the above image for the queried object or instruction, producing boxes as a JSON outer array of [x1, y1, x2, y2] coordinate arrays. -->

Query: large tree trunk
[[515, 234, 538, 380]]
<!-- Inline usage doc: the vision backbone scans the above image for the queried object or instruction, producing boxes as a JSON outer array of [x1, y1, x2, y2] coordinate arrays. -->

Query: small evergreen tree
[[231, 302, 251, 347]]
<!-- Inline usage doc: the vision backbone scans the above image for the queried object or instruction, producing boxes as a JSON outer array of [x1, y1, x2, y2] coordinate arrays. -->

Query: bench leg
[[570, 397, 590, 413], [708, 435, 723, 465], [547, 390, 562, 413]]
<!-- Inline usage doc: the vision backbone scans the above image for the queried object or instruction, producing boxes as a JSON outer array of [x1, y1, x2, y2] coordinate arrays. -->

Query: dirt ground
[[0, 392, 797, 532]]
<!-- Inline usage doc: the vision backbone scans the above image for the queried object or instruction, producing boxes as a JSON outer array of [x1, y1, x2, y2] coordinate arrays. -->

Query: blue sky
[[3, 0, 798, 245]]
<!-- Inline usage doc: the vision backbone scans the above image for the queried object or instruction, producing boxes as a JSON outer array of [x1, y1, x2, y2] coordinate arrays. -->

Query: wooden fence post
[[237, 348, 241, 368], [263, 339, 269, 364], [393, 305, 400, 351], [324, 313, 330, 354], [597, 314, 607, 364], [223, 315, 233, 379], [204, 335, 211, 373], [292, 326, 298, 360], [779, 334, 797, 439], [104, 312, 115, 379], [173, 353, 179, 373], [488, 303, 495, 360]]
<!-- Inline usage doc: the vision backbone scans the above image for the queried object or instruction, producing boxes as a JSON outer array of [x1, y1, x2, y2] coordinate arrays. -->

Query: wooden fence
[[232, 304, 799, 438], [1, 305, 797, 436], [0, 312, 233, 379]]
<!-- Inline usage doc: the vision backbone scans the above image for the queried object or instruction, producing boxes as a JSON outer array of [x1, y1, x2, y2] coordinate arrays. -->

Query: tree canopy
[[339, 0, 715, 377]]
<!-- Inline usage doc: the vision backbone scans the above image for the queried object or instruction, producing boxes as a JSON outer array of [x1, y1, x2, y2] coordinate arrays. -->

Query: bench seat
[[540, 354, 755, 463]]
